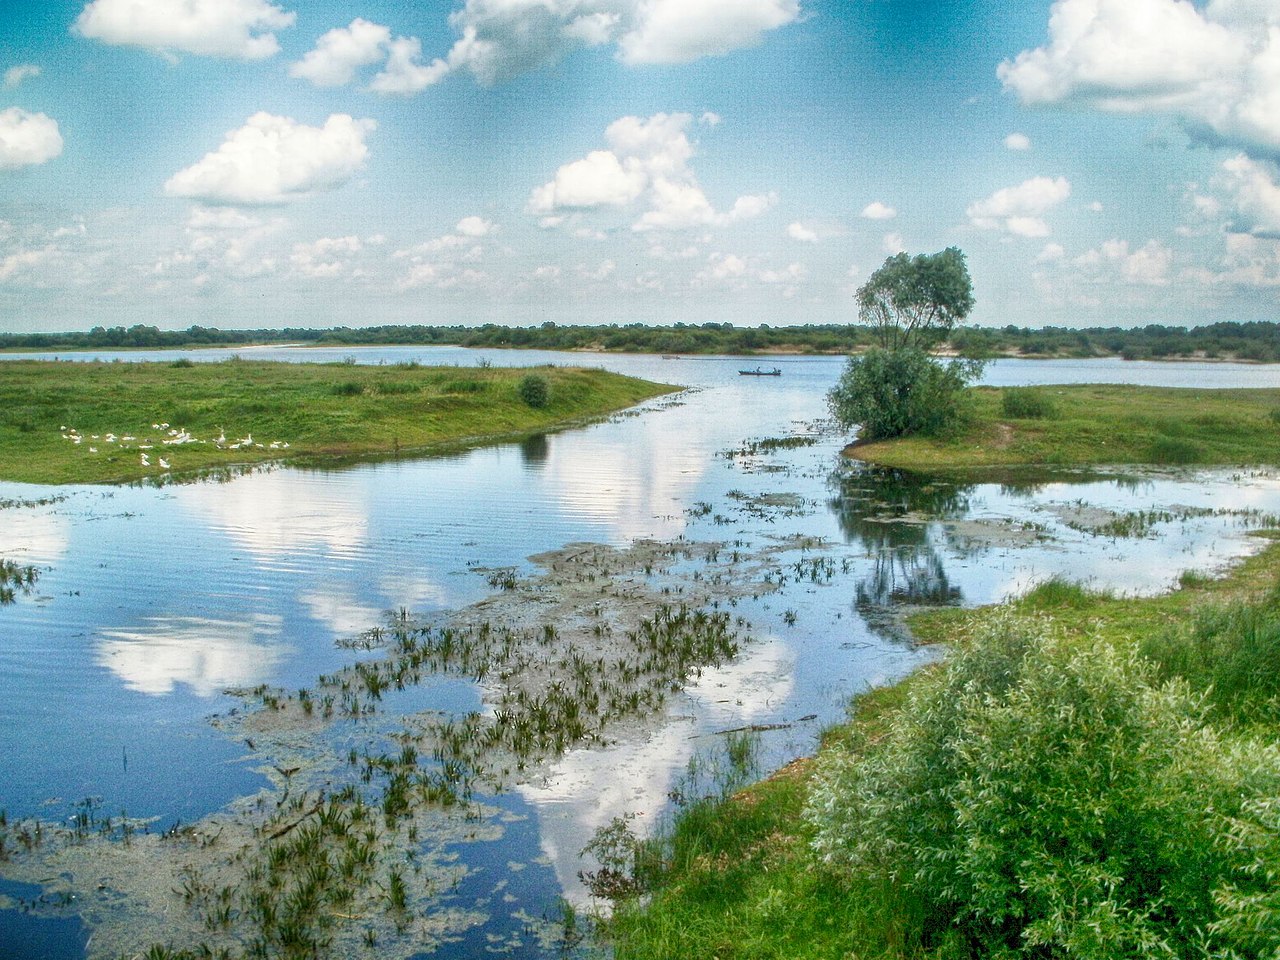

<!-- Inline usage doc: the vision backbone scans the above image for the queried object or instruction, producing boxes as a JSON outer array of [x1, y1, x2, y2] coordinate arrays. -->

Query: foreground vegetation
[[848, 383, 1280, 470], [3, 318, 1280, 361], [0, 359, 673, 484], [604, 540, 1280, 959]]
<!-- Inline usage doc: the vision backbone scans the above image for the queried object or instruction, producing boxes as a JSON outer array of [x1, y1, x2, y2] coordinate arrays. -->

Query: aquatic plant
[[0, 558, 39, 605]]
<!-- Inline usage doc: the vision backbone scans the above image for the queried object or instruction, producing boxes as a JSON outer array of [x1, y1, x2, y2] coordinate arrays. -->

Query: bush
[[1000, 386, 1056, 419], [517, 373, 550, 408], [827, 347, 980, 441], [805, 613, 1280, 958]]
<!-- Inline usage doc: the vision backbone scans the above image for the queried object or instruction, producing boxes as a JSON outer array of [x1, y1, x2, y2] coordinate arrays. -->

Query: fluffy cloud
[[0, 108, 63, 171], [150, 205, 286, 286], [3, 64, 40, 89], [393, 218, 498, 290], [73, 0, 295, 60], [1072, 238, 1175, 285], [289, 18, 389, 86], [860, 200, 897, 220], [617, 0, 800, 65], [455, 215, 496, 237], [787, 222, 818, 242], [528, 150, 648, 212], [163, 113, 375, 206], [967, 175, 1071, 236], [412, 0, 798, 88], [369, 37, 451, 94], [1000, 0, 1280, 160], [1215, 154, 1280, 237], [289, 236, 364, 279], [1004, 132, 1032, 150], [529, 112, 773, 231]]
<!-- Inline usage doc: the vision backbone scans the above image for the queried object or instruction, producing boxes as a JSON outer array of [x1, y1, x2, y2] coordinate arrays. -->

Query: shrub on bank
[[517, 373, 550, 408], [1000, 387, 1056, 419], [805, 612, 1280, 958], [827, 347, 979, 441]]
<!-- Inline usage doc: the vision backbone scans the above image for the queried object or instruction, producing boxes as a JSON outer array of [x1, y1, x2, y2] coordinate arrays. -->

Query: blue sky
[[2, 0, 1279, 333]]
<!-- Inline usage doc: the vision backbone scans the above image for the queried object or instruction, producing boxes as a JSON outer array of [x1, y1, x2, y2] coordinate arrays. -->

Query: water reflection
[[174, 473, 370, 563], [95, 615, 286, 696], [516, 637, 795, 903], [519, 434, 549, 466]]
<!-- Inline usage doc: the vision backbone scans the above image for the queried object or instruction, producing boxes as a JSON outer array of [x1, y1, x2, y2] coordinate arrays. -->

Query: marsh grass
[[0, 360, 674, 484], [850, 384, 1280, 470]]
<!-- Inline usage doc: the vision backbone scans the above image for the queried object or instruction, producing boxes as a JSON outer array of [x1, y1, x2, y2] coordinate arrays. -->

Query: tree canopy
[[856, 247, 975, 350]]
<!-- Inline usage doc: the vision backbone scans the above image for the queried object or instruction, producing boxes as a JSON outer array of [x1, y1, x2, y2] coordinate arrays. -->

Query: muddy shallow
[[4, 351, 1280, 958]]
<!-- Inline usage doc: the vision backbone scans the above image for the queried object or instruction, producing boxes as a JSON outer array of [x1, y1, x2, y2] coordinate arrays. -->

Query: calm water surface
[[3, 349, 1280, 958]]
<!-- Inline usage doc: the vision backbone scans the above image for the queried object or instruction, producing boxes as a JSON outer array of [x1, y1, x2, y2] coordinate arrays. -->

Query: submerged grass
[[602, 540, 1280, 960], [848, 384, 1280, 471], [0, 359, 675, 484]]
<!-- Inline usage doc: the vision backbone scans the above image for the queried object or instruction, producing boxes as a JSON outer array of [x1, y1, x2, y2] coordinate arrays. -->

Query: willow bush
[[805, 613, 1280, 958]]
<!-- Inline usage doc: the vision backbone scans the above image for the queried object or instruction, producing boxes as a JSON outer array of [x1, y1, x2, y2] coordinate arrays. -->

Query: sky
[[1, 0, 1279, 333]]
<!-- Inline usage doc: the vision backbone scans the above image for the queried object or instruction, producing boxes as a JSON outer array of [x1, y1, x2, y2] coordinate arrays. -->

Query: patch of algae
[[0, 531, 825, 958]]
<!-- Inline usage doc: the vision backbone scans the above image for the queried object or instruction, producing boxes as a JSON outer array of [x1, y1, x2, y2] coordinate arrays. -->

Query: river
[[2, 348, 1280, 958]]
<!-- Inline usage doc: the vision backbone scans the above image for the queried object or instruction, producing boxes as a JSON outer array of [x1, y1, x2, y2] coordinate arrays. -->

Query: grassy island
[[0, 359, 676, 485], [847, 383, 1280, 471]]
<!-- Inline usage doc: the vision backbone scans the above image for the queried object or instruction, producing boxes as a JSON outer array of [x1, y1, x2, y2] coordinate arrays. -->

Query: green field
[[847, 383, 1280, 471], [0, 359, 676, 485]]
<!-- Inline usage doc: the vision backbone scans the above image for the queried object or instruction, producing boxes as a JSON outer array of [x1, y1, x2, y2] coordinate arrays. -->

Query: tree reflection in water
[[828, 465, 973, 621]]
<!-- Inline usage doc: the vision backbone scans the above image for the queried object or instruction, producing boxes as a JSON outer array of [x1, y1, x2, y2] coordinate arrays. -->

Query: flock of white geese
[[59, 423, 290, 470]]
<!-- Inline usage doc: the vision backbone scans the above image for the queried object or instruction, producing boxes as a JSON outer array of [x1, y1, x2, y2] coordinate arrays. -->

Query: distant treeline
[[3, 320, 1279, 361]]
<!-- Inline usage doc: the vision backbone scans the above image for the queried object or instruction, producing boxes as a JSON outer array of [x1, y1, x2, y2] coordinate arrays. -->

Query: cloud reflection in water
[[96, 615, 286, 696]]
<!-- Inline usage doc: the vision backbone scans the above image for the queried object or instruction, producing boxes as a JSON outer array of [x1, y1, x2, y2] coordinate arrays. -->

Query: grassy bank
[[848, 383, 1280, 471], [602, 539, 1280, 959], [0, 359, 675, 485]]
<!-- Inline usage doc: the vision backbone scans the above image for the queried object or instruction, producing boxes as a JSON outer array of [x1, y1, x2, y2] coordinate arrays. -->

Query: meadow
[[848, 383, 1280, 470], [0, 359, 675, 484]]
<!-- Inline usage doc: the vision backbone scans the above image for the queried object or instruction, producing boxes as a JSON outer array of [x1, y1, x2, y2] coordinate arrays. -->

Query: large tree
[[829, 247, 981, 441], [856, 246, 975, 350]]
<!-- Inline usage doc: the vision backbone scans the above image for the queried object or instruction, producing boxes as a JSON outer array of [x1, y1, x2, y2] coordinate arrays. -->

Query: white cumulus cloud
[[617, 0, 800, 65], [415, 0, 798, 88], [1004, 132, 1032, 150], [528, 150, 648, 212], [163, 113, 375, 206], [3, 64, 40, 89], [289, 18, 389, 86], [967, 175, 1071, 236], [1000, 0, 1280, 160], [529, 112, 773, 231], [456, 215, 496, 237], [1215, 153, 1280, 237], [0, 108, 63, 171], [787, 222, 819, 242], [860, 200, 897, 220], [73, 0, 296, 60], [369, 36, 452, 95]]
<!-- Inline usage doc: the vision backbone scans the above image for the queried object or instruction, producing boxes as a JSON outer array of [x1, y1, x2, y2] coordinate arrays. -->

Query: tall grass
[[1140, 590, 1280, 723]]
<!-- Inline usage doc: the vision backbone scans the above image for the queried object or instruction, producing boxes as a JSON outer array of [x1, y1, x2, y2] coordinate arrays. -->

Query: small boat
[[739, 367, 781, 376], [661, 354, 682, 359]]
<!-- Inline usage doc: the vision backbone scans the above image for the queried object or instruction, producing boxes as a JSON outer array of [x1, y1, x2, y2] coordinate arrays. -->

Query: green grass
[[601, 541, 1280, 960], [848, 384, 1280, 470], [0, 359, 676, 484]]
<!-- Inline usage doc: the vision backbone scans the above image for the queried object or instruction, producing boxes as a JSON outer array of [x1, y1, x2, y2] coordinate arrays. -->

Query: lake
[[3, 349, 1280, 958]]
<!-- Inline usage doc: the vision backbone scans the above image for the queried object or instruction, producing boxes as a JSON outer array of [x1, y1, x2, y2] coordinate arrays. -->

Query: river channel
[[3, 349, 1280, 958]]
